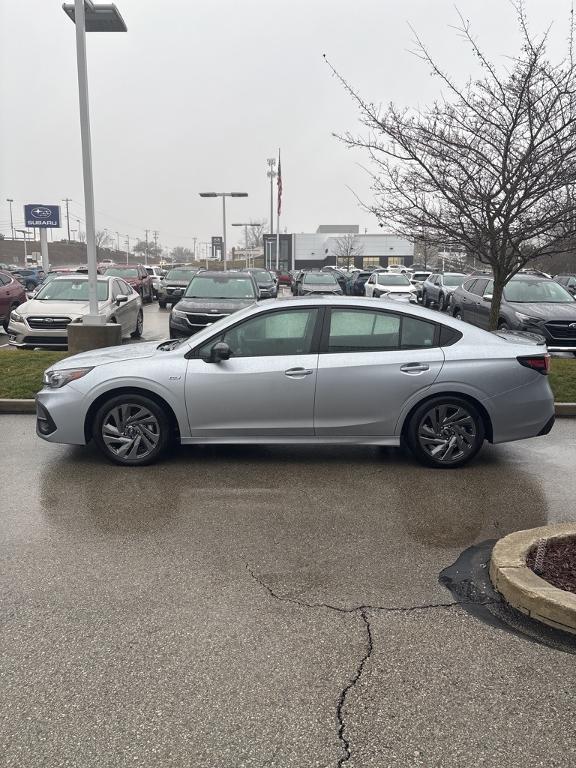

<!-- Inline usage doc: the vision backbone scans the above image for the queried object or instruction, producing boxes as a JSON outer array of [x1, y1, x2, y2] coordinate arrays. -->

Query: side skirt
[[180, 436, 401, 446]]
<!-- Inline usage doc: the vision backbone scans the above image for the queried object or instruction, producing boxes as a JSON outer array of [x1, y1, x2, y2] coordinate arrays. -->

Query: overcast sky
[[0, 0, 571, 253]]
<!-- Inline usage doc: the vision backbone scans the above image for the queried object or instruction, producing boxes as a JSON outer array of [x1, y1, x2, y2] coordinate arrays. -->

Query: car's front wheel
[[93, 394, 171, 465], [422, 291, 430, 307], [405, 396, 485, 468], [437, 294, 446, 311]]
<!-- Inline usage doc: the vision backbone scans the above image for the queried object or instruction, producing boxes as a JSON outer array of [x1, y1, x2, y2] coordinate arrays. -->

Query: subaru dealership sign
[[24, 204, 61, 228]]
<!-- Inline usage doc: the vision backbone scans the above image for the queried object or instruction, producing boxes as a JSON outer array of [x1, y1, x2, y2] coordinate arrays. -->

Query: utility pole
[[266, 158, 276, 235], [153, 230, 159, 264], [145, 229, 149, 265], [193, 236, 197, 261], [62, 198, 72, 242], [116, 231, 120, 254], [125, 234, 130, 265], [6, 199, 14, 240]]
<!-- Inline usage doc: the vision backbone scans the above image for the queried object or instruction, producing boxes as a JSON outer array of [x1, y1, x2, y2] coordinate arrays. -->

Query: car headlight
[[10, 309, 24, 323], [42, 367, 94, 389], [171, 309, 187, 319], [515, 312, 541, 324]]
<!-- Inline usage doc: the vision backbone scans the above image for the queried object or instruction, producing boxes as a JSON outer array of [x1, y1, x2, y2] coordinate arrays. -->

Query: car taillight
[[517, 354, 550, 374]]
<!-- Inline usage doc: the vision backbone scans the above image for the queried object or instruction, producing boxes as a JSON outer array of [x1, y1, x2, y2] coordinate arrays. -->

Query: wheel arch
[[84, 386, 181, 443], [399, 390, 494, 443]]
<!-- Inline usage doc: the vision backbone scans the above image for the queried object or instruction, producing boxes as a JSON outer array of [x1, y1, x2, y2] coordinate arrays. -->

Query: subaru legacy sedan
[[36, 297, 554, 468]]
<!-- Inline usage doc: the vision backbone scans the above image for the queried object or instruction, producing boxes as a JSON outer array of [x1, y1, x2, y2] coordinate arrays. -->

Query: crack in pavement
[[245, 564, 468, 767]]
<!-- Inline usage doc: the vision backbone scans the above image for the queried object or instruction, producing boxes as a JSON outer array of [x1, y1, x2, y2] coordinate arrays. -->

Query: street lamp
[[63, 0, 127, 326], [6, 199, 14, 240], [199, 192, 248, 270]]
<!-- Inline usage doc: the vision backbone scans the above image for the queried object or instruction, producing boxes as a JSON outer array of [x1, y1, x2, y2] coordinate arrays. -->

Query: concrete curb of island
[[490, 523, 576, 636], [0, 400, 575, 416]]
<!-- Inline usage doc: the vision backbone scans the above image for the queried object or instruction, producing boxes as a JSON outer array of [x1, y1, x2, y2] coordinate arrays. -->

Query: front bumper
[[8, 320, 69, 348], [35, 388, 88, 445], [169, 311, 231, 337]]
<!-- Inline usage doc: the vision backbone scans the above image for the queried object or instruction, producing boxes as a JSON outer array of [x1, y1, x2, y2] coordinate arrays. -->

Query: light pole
[[199, 192, 248, 270], [6, 199, 14, 240], [266, 159, 276, 235], [125, 234, 130, 265], [63, 0, 127, 324], [15, 229, 29, 263]]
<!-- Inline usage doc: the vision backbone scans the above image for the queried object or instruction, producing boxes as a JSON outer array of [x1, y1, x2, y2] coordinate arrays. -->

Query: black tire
[[405, 396, 485, 469], [144, 285, 153, 304], [93, 394, 171, 466], [452, 308, 463, 320], [437, 294, 445, 312], [158, 300, 167, 309], [131, 310, 144, 338], [3, 303, 19, 332], [26, 281, 35, 291], [422, 291, 430, 307], [498, 321, 509, 331]]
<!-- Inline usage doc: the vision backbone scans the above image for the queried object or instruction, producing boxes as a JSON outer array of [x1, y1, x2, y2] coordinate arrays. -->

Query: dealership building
[[263, 225, 414, 271]]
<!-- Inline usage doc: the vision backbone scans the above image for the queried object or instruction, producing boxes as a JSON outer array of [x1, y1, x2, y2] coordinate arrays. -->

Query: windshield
[[303, 273, 337, 284], [443, 274, 465, 286], [166, 269, 197, 281], [34, 279, 109, 301], [105, 267, 138, 278], [184, 275, 256, 299], [247, 270, 273, 282], [412, 272, 431, 281], [504, 280, 575, 303], [377, 274, 410, 285]]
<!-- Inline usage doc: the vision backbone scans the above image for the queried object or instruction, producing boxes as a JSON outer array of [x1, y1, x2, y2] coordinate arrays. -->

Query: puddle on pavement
[[439, 540, 576, 655]]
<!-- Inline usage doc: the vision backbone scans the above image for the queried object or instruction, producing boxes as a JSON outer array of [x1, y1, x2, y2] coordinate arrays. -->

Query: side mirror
[[209, 341, 231, 363], [116, 295, 129, 304], [483, 294, 493, 302]]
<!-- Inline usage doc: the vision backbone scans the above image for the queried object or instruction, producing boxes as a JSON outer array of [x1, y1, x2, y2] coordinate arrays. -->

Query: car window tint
[[328, 310, 401, 352], [0, 274, 8, 286], [401, 316, 436, 348], [119, 280, 133, 296], [469, 279, 488, 296], [199, 308, 319, 359], [484, 279, 494, 296], [111, 281, 122, 299]]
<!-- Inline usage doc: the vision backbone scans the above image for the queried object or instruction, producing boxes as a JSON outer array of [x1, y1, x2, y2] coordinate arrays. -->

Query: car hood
[[173, 297, 257, 312], [507, 301, 576, 319], [301, 285, 341, 293], [378, 285, 414, 293], [50, 341, 161, 370], [18, 298, 107, 316], [163, 280, 191, 287]]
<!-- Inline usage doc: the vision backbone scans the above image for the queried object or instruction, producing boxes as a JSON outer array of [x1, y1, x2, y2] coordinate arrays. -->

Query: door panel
[[315, 349, 444, 435], [185, 354, 318, 436], [475, 279, 493, 329]]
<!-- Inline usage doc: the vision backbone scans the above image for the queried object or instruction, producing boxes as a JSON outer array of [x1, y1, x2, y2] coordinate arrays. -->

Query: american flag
[[277, 150, 282, 216]]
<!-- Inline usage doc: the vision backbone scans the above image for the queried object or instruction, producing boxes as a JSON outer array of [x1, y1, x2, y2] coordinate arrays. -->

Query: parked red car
[[276, 271, 293, 287], [103, 264, 154, 303], [0, 270, 27, 331]]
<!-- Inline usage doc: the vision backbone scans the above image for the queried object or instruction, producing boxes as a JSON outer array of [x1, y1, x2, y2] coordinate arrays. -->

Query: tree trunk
[[488, 274, 506, 330]]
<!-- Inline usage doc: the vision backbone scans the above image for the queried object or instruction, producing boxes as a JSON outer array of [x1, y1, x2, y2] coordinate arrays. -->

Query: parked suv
[[11, 267, 46, 292], [169, 270, 259, 337], [103, 265, 154, 303], [451, 274, 576, 352], [145, 265, 167, 298], [0, 270, 26, 331], [241, 268, 278, 298], [421, 273, 467, 311], [157, 267, 198, 308]]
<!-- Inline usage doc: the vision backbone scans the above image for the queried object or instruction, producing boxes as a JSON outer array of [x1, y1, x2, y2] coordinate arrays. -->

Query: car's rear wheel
[[422, 291, 429, 307], [158, 299, 167, 308], [498, 321, 509, 330], [131, 309, 144, 338], [437, 294, 445, 311], [406, 396, 485, 468], [453, 309, 463, 320], [93, 395, 171, 466]]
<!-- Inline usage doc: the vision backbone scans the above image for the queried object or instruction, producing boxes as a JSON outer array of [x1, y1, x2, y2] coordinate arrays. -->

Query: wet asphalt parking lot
[[2, 404, 576, 766]]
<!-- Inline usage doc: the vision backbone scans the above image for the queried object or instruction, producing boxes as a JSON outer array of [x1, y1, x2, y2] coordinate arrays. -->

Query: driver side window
[[198, 308, 319, 359]]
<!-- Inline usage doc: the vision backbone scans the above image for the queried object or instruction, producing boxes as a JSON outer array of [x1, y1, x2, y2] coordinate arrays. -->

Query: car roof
[[51, 274, 114, 282]]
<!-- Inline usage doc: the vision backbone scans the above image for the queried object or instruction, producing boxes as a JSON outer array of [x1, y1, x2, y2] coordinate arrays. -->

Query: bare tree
[[327, 3, 576, 328], [133, 239, 162, 260], [170, 245, 194, 262], [333, 233, 364, 269], [246, 222, 266, 249], [95, 230, 112, 249]]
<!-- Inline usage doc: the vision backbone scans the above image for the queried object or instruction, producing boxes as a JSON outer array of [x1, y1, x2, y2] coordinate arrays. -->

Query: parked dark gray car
[[158, 268, 198, 308], [555, 274, 576, 296], [169, 270, 259, 337], [297, 272, 343, 295], [422, 273, 467, 311], [450, 274, 576, 352], [241, 268, 278, 298]]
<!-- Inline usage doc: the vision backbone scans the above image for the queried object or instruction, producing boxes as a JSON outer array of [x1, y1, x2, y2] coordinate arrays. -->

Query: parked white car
[[145, 265, 167, 298], [364, 272, 418, 302], [8, 274, 143, 349]]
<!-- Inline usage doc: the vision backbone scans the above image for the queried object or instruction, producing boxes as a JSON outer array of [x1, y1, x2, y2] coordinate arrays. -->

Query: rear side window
[[439, 325, 463, 346], [469, 279, 488, 296], [327, 309, 437, 353]]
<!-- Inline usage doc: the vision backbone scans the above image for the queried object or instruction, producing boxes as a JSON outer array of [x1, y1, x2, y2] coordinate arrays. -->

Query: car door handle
[[400, 363, 430, 374], [284, 367, 314, 377]]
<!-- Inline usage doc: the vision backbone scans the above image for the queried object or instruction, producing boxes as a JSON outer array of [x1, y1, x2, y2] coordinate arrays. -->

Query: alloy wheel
[[101, 403, 160, 460], [417, 403, 477, 464]]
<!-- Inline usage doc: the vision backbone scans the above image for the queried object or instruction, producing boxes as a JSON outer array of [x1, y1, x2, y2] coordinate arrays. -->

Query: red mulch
[[526, 536, 576, 595]]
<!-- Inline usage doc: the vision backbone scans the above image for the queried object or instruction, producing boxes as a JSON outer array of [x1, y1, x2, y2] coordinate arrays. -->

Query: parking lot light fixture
[[63, 0, 127, 323], [199, 192, 248, 270]]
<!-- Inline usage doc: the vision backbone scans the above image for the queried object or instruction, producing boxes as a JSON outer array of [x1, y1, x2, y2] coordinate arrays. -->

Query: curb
[[490, 524, 576, 636], [0, 399, 575, 416]]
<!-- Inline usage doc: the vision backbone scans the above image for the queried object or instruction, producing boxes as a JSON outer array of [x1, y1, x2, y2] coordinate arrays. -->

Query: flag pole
[[276, 148, 281, 271]]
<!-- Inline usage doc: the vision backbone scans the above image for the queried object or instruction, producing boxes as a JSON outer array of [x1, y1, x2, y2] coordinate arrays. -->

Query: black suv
[[555, 275, 576, 297], [450, 274, 576, 352], [169, 270, 259, 337]]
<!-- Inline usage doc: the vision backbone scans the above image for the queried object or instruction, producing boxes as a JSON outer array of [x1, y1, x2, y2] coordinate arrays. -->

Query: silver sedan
[[35, 297, 555, 468]]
